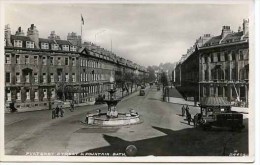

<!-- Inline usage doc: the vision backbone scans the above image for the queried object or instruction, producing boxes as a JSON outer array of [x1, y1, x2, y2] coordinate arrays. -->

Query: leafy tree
[[160, 72, 169, 89], [147, 66, 156, 82]]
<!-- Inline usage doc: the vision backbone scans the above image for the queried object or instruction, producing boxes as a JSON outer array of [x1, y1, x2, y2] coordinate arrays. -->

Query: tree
[[161, 72, 169, 88], [147, 66, 156, 82], [160, 72, 169, 101]]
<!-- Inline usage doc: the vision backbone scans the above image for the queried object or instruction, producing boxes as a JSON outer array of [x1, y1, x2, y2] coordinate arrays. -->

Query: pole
[[81, 20, 82, 44], [199, 53, 201, 103]]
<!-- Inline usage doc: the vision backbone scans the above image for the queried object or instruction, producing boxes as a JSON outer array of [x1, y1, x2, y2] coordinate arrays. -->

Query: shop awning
[[200, 97, 231, 107]]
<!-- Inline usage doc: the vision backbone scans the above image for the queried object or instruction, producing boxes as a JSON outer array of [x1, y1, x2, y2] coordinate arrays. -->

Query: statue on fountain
[[105, 86, 120, 118]]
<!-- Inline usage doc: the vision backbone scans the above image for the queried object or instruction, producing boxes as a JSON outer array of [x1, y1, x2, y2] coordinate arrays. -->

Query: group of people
[[181, 105, 192, 125], [52, 101, 75, 119], [52, 105, 64, 119]]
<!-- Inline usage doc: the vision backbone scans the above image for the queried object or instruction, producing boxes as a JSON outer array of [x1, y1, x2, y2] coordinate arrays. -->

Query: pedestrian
[[187, 112, 191, 125], [55, 105, 60, 118], [193, 114, 198, 127], [70, 101, 74, 112], [181, 105, 186, 116], [71, 101, 74, 110], [52, 108, 56, 119], [185, 105, 190, 120], [60, 106, 64, 117]]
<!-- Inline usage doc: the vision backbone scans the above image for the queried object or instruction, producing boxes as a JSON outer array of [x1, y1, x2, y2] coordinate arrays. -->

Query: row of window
[[201, 50, 249, 63], [80, 59, 101, 68], [203, 67, 249, 81], [5, 54, 102, 68], [5, 72, 110, 84], [202, 85, 247, 98], [11, 40, 77, 52], [6, 88, 55, 102], [5, 84, 109, 102]]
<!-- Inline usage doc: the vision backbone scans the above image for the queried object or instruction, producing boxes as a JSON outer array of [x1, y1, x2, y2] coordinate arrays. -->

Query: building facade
[[174, 19, 249, 107], [4, 24, 146, 111]]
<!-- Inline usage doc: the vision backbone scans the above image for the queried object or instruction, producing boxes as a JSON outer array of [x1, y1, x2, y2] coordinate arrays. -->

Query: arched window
[[211, 66, 224, 81]]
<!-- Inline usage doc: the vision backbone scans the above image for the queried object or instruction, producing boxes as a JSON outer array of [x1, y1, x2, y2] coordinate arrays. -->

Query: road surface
[[5, 86, 248, 156]]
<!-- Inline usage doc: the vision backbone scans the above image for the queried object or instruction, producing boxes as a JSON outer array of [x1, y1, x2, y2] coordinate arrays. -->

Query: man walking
[[60, 106, 64, 117], [185, 105, 191, 125], [52, 108, 56, 119], [181, 105, 186, 116], [70, 101, 74, 112]]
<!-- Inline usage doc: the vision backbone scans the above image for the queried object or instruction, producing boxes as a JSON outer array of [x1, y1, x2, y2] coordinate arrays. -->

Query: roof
[[11, 35, 32, 42], [200, 97, 231, 107], [203, 35, 222, 46], [39, 38, 55, 44], [221, 31, 244, 43], [55, 39, 72, 46], [203, 31, 247, 47]]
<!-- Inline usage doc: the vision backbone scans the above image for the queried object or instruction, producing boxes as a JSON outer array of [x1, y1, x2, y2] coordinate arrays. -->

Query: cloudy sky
[[4, 1, 250, 66]]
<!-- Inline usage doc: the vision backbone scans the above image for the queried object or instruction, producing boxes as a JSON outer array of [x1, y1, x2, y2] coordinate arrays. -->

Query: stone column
[[229, 85, 232, 102]]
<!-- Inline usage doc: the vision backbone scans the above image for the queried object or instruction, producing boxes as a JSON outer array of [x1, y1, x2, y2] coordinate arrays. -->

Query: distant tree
[[160, 72, 169, 89], [160, 72, 169, 101], [147, 66, 156, 82]]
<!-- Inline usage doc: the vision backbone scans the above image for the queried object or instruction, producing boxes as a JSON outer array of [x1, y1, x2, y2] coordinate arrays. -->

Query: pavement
[[164, 86, 249, 115], [5, 87, 139, 114], [4, 85, 248, 157]]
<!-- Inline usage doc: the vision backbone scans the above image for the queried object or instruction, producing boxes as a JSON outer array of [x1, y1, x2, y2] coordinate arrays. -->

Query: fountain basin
[[84, 113, 141, 126]]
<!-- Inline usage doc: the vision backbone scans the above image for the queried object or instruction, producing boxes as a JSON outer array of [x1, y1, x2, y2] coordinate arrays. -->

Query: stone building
[[4, 24, 146, 111], [174, 19, 249, 107]]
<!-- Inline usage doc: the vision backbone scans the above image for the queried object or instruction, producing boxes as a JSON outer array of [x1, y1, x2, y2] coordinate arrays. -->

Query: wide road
[[5, 86, 248, 156]]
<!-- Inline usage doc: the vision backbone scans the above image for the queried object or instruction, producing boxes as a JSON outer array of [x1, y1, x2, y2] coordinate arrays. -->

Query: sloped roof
[[55, 39, 72, 45], [39, 38, 55, 44], [221, 31, 243, 43], [203, 35, 222, 46], [200, 97, 231, 107]]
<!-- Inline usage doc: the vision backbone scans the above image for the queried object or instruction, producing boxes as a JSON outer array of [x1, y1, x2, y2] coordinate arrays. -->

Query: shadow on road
[[76, 121, 248, 156], [147, 98, 162, 101]]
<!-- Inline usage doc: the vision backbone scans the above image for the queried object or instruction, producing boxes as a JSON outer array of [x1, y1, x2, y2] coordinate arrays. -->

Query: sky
[[4, 2, 250, 67]]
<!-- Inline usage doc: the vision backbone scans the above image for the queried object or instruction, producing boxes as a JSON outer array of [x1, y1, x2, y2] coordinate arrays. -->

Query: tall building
[[4, 24, 147, 111], [174, 19, 249, 107]]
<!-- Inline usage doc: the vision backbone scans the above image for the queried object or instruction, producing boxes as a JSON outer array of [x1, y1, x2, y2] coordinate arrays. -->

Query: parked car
[[139, 89, 145, 96], [194, 97, 244, 131]]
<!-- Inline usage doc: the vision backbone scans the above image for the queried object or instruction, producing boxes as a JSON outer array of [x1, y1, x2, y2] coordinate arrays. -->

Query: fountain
[[83, 76, 141, 126]]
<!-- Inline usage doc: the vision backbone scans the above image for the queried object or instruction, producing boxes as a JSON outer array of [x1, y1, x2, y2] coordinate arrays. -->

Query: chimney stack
[[221, 26, 231, 39], [5, 24, 12, 46], [15, 26, 25, 36], [27, 24, 39, 48], [242, 19, 249, 35]]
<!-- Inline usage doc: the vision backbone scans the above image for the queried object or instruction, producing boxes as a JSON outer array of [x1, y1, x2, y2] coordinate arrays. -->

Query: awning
[[200, 97, 231, 107]]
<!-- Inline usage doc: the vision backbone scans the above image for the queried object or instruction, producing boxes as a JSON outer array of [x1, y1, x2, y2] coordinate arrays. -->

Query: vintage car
[[194, 97, 244, 131], [139, 89, 145, 96]]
